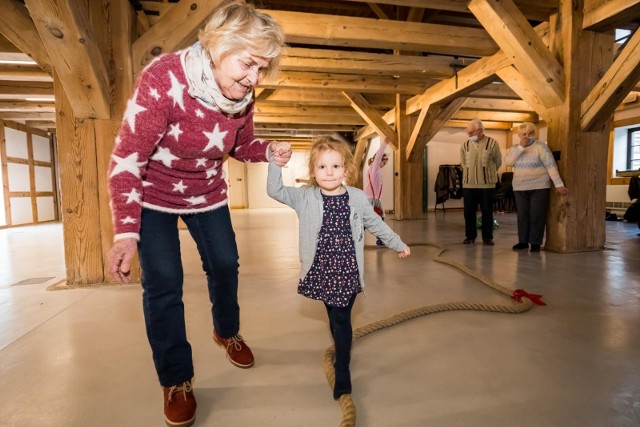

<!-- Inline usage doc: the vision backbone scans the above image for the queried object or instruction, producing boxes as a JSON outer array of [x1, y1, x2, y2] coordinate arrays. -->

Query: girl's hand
[[398, 246, 411, 258]]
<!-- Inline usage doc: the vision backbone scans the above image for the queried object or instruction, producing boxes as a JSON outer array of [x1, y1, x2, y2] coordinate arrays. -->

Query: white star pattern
[[150, 146, 179, 168], [172, 180, 188, 193], [142, 181, 153, 187], [220, 189, 227, 195], [184, 195, 206, 206], [195, 109, 204, 118], [167, 123, 183, 141], [205, 168, 218, 179], [110, 152, 146, 178], [122, 188, 142, 204], [195, 158, 207, 168], [149, 87, 160, 101], [123, 89, 147, 133], [167, 71, 185, 111], [202, 123, 228, 152], [208, 179, 214, 185], [114, 135, 121, 145], [121, 216, 137, 225]]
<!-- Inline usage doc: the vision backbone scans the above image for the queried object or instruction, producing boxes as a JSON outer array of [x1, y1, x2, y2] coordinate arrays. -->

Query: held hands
[[107, 237, 138, 283], [398, 246, 411, 258], [269, 141, 292, 167], [556, 186, 569, 196]]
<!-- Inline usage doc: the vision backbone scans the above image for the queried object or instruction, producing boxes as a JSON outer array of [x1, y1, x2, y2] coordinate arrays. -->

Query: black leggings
[[324, 294, 357, 371]]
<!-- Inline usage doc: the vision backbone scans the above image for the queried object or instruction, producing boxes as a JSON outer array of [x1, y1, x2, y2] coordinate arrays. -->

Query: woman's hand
[[556, 186, 569, 195], [398, 246, 411, 258], [108, 238, 138, 283], [269, 141, 292, 167]]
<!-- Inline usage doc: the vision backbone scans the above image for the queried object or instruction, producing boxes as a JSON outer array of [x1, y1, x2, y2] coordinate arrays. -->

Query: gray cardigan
[[267, 162, 407, 289]]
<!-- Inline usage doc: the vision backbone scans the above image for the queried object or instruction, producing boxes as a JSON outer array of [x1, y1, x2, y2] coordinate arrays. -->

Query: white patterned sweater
[[504, 140, 564, 191], [107, 49, 270, 241]]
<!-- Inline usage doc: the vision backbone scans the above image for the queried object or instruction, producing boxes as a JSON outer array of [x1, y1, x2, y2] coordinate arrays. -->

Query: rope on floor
[[322, 242, 539, 427]]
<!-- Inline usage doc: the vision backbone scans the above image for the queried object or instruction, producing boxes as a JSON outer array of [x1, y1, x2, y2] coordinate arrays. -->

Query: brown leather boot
[[163, 380, 196, 427], [213, 330, 255, 368]]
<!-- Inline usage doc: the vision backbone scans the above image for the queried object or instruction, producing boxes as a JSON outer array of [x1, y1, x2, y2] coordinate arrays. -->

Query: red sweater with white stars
[[108, 48, 270, 241]]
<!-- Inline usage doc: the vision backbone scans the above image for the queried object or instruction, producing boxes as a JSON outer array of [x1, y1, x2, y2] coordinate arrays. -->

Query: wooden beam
[[0, 64, 52, 82], [342, 91, 397, 147], [444, 119, 513, 129], [256, 89, 395, 108], [583, 0, 640, 32], [367, 2, 391, 19], [468, 0, 565, 108], [254, 123, 361, 132], [462, 97, 534, 112], [0, 0, 53, 74], [0, 100, 55, 112], [25, 0, 111, 118], [581, 28, 640, 131], [453, 110, 539, 123], [254, 113, 366, 126], [261, 71, 437, 95], [406, 51, 513, 114], [266, 10, 498, 57], [0, 111, 55, 120], [0, 81, 53, 99], [24, 120, 55, 129], [406, 97, 467, 162], [339, 0, 558, 21], [496, 66, 549, 122], [280, 47, 461, 78], [132, 0, 224, 74]]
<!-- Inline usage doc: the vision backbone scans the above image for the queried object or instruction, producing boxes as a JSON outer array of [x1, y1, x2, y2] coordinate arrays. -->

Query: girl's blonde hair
[[307, 137, 360, 187], [199, 0, 286, 79]]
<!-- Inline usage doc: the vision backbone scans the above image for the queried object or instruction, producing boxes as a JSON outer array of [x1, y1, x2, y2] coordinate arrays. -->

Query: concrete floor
[[0, 209, 639, 427]]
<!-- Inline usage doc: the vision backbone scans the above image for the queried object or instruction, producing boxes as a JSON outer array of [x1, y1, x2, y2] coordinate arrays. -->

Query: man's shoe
[[483, 239, 495, 246], [463, 238, 475, 244], [530, 244, 541, 252], [163, 381, 196, 427], [512, 243, 529, 250], [213, 330, 255, 368]]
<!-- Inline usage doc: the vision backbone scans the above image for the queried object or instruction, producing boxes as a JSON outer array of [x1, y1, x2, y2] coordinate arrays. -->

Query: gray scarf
[[184, 42, 253, 115]]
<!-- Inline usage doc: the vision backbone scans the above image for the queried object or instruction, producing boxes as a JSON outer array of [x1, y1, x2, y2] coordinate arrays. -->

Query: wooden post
[[0, 120, 10, 226], [545, 0, 613, 252], [54, 74, 104, 285], [394, 95, 423, 219], [92, 0, 139, 283]]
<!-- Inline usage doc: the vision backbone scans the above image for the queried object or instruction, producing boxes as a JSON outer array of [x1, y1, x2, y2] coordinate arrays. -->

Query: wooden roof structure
[[1, 0, 638, 151], [1, 0, 640, 285]]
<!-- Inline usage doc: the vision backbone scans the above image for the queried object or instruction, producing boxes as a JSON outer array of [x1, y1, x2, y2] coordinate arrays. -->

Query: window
[[628, 126, 640, 170]]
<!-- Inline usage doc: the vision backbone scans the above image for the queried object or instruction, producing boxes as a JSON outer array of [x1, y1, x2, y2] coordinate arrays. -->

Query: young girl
[[267, 137, 411, 400]]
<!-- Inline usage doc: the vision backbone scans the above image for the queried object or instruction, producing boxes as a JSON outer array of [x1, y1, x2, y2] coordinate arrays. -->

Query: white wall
[[247, 150, 309, 209]]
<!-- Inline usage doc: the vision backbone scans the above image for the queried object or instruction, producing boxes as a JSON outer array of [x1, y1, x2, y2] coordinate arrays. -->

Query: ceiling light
[[0, 59, 38, 65]]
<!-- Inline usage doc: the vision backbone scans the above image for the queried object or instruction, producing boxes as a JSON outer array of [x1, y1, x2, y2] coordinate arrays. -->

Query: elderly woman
[[106, 1, 289, 425], [504, 122, 569, 253]]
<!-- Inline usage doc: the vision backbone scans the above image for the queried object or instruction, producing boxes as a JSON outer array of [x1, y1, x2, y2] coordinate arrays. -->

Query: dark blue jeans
[[463, 188, 495, 242], [138, 207, 240, 386]]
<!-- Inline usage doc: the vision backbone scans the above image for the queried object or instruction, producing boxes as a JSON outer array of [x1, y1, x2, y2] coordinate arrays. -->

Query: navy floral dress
[[298, 192, 362, 307]]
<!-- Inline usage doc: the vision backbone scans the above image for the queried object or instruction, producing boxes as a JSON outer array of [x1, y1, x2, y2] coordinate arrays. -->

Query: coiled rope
[[322, 242, 542, 427]]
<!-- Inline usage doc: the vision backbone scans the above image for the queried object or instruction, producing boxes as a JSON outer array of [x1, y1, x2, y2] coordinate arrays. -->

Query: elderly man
[[460, 119, 502, 245]]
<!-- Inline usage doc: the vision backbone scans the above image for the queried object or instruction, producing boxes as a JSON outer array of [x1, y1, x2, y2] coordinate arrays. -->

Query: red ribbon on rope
[[512, 289, 546, 306]]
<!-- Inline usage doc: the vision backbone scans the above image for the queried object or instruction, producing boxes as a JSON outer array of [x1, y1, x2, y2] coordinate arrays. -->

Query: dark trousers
[[138, 207, 240, 386], [514, 189, 550, 245], [324, 294, 357, 396], [463, 188, 495, 241]]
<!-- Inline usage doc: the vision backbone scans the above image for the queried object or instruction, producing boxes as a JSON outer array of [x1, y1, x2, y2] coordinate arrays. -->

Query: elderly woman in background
[[106, 2, 289, 425], [504, 122, 569, 253]]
